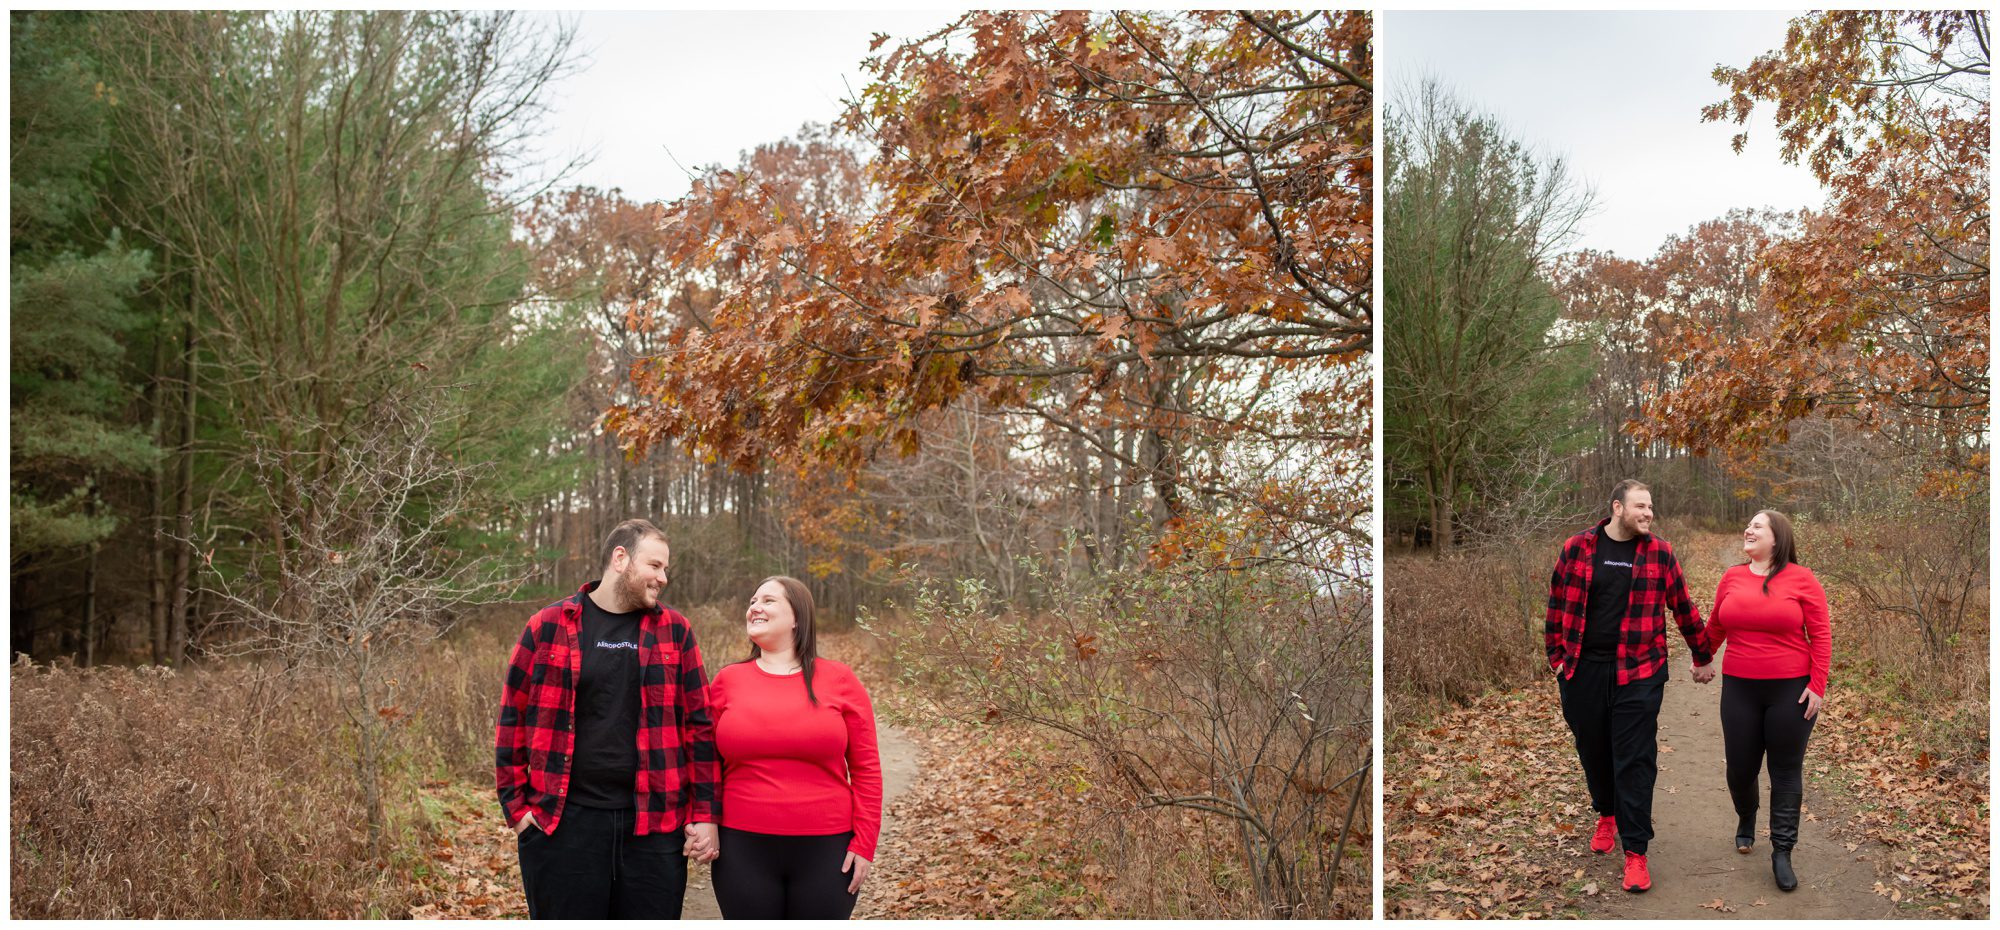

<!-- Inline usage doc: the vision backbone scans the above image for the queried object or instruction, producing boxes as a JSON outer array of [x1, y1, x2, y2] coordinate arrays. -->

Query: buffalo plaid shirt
[[1545, 518, 1712, 685], [495, 581, 720, 835]]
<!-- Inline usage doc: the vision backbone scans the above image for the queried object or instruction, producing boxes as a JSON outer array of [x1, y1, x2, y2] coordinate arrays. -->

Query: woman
[[1705, 509, 1830, 892], [703, 576, 882, 919]]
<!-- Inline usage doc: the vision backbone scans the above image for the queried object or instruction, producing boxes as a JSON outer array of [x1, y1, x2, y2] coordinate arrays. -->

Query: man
[[495, 519, 721, 918], [1544, 480, 1713, 894]]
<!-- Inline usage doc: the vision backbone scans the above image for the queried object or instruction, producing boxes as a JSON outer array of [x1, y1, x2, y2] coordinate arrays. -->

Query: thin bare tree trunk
[[148, 300, 172, 664], [82, 537, 99, 669], [166, 318, 199, 666]]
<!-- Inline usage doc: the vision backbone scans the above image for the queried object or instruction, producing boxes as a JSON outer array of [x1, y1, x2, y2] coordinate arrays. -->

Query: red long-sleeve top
[[1707, 564, 1832, 697], [709, 658, 882, 859]]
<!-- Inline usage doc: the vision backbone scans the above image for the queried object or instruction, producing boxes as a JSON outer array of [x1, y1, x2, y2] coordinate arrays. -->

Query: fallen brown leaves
[[1384, 688, 1589, 919], [854, 718, 1111, 919], [1814, 669, 1990, 916], [407, 781, 528, 919]]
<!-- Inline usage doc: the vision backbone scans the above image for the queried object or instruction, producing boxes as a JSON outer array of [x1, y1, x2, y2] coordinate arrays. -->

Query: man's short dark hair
[[1611, 479, 1650, 507], [601, 519, 668, 572]]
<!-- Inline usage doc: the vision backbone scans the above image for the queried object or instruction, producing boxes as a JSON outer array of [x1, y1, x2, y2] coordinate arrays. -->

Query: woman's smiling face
[[1742, 513, 1774, 560], [746, 579, 797, 650]]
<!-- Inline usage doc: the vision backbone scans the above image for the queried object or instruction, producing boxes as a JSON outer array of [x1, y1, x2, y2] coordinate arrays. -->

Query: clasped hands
[[519, 817, 869, 890], [682, 823, 870, 892], [682, 822, 719, 862], [1689, 659, 1716, 684]]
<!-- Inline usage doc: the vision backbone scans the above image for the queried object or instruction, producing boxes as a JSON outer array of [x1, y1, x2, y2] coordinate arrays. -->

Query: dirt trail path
[[1578, 648, 1896, 919]]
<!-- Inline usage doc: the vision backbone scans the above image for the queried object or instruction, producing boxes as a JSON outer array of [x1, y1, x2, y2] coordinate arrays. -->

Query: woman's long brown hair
[[1756, 509, 1798, 594]]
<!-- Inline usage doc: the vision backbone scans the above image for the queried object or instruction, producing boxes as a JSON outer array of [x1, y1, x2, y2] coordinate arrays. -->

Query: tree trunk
[[82, 537, 99, 669], [148, 302, 172, 664], [1151, 364, 1186, 526], [166, 318, 199, 666], [353, 646, 388, 859], [12, 557, 36, 660], [1107, 427, 1130, 571], [1428, 462, 1457, 556]]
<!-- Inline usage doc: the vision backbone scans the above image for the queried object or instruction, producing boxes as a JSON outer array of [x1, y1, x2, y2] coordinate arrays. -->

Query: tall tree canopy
[[9, 13, 157, 558], [1384, 84, 1592, 552], [1643, 11, 1989, 490], [10, 11, 587, 662], [594, 10, 1373, 575]]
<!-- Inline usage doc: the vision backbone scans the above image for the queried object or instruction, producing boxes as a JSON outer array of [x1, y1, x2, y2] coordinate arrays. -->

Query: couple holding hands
[[1547, 480, 1831, 895], [495, 519, 882, 920]]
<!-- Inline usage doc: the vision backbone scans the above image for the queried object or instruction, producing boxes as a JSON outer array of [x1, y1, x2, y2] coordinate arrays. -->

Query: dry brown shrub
[[10, 659, 415, 918], [1383, 551, 1542, 736], [1811, 509, 1990, 708], [874, 547, 1368, 919], [1845, 608, 1991, 716], [406, 618, 516, 785]]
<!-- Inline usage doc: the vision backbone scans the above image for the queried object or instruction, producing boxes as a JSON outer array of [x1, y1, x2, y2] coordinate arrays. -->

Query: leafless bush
[[1458, 446, 1596, 552], [1824, 490, 1992, 664], [869, 537, 1370, 919], [1458, 444, 1597, 637], [1816, 492, 1990, 702], [192, 392, 519, 854]]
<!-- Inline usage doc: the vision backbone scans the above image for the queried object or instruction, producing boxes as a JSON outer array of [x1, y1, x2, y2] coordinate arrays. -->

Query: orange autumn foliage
[[1636, 12, 1988, 486], [594, 12, 1371, 560]]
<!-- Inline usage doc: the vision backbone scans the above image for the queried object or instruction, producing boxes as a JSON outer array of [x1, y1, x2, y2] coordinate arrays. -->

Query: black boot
[[1728, 773, 1760, 853], [1769, 790, 1801, 891], [1735, 809, 1757, 853]]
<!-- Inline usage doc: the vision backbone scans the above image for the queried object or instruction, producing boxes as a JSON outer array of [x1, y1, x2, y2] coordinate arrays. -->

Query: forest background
[[9, 10, 1370, 920]]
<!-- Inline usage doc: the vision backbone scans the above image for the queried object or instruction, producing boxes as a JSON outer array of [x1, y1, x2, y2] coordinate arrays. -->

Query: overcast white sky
[[518, 10, 963, 206], [1384, 11, 1828, 259], [516, 10, 1834, 260]]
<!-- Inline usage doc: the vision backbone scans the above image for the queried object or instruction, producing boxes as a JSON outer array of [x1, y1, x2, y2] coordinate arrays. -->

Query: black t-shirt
[[1581, 528, 1640, 663], [566, 595, 644, 810]]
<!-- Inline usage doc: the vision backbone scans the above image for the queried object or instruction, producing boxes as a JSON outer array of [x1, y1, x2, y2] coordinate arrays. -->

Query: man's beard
[[616, 567, 657, 611], [1618, 512, 1649, 537]]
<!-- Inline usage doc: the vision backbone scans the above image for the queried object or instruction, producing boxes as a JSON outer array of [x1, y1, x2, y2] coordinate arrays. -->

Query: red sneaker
[[1590, 815, 1617, 854], [1622, 851, 1651, 893]]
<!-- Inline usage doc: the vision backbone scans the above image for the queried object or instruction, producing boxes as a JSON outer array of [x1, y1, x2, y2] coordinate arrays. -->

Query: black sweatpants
[[516, 804, 688, 919], [1558, 659, 1668, 854], [710, 826, 860, 919], [1720, 675, 1817, 819]]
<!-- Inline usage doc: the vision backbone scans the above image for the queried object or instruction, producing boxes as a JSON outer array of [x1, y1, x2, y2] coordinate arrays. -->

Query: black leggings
[[1720, 674, 1817, 815], [710, 826, 859, 919]]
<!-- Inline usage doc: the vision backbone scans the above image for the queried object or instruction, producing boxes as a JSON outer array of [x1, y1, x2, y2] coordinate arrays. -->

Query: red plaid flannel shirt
[[495, 581, 720, 835], [1545, 519, 1712, 685]]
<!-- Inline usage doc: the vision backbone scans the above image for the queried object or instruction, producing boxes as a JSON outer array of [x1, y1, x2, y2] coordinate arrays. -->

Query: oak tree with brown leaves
[[1643, 11, 1989, 493], [605, 10, 1372, 576]]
